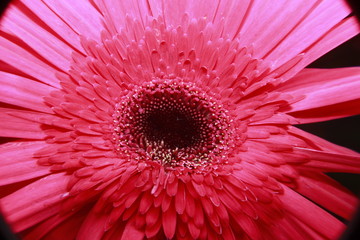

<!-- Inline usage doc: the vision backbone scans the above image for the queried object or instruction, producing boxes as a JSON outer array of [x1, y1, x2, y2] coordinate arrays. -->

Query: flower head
[[0, 0, 360, 239]]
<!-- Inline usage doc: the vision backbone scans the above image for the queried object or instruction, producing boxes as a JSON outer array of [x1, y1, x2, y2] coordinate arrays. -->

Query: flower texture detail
[[0, 0, 360, 240]]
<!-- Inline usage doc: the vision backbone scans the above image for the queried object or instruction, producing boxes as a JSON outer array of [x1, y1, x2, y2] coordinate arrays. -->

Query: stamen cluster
[[113, 79, 234, 169]]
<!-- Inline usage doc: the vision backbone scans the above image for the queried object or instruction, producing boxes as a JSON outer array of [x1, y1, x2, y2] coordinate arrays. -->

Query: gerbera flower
[[0, 0, 359, 239]]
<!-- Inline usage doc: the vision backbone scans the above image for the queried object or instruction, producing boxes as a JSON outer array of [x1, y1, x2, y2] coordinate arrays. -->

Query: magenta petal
[[0, 141, 50, 186], [162, 205, 177, 239], [281, 185, 344, 240], [19, 0, 84, 53], [121, 217, 145, 240], [0, 36, 61, 88], [1, 173, 70, 231], [41, 0, 103, 41], [1, 3, 72, 72], [77, 207, 108, 240], [281, 67, 360, 123], [0, 72, 56, 113], [295, 147, 360, 173], [296, 172, 357, 220], [260, 0, 353, 68], [0, 0, 359, 239], [0, 109, 51, 139]]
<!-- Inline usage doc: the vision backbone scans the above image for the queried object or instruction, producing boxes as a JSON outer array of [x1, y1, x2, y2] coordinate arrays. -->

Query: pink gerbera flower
[[0, 0, 359, 239]]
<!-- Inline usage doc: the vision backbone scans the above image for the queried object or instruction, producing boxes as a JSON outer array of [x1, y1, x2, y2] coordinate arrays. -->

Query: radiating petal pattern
[[0, 0, 359, 239]]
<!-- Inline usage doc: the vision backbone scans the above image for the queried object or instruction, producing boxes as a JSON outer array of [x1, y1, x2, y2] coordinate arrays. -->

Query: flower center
[[113, 79, 233, 169]]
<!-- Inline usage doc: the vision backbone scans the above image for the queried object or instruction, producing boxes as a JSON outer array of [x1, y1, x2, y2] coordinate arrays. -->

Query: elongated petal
[[41, 0, 103, 41], [19, 0, 85, 53], [1, 173, 70, 231], [0, 35, 60, 87], [1, 3, 72, 72], [299, 16, 359, 68], [25, 208, 87, 240], [0, 141, 50, 186], [257, 0, 353, 68], [0, 109, 48, 139], [296, 148, 360, 173], [295, 172, 357, 220], [289, 126, 359, 155], [282, 67, 360, 110], [288, 99, 360, 124], [281, 67, 360, 123], [0, 71, 55, 113], [0, 1, 358, 239], [289, 126, 360, 171], [281, 185, 344, 240], [77, 206, 108, 240]]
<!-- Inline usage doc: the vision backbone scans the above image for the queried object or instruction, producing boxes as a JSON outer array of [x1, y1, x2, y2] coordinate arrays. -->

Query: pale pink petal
[[1, 2, 73, 72], [299, 16, 359, 68], [239, 0, 318, 58], [20, 0, 85, 53], [0, 71, 56, 113], [41, 0, 103, 41], [255, 0, 354, 68], [0, 35, 60, 87], [94, 0, 154, 35]]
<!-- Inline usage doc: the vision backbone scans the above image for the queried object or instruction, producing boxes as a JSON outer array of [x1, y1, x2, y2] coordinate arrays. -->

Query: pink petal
[[257, 0, 353, 68], [1, 173, 70, 231], [121, 217, 145, 240], [296, 147, 360, 173], [274, 216, 320, 240], [41, 0, 103, 41], [288, 128, 360, 172], [162, 205, 177, 239], [296, 172, 357, 220], [0, 36, 60, 87], [94, 0, 153, 35], [0, 109, 48, 139], [175, 182, 186, 214], [0, 71, 55, 112], [240, 0, 317, 58], [188, 220, 201, 239], [0, 141, 50, 186], [289, 126, 359, 155], [282, 67, 360, 110], [145, 206, 160, 227], [281, 185, 344, 239], [23, 207, 87, 240], [1, 3, 72, 72], [289, 98, 360, 124], [299, 16, 359, 68], [281, 67, 360, 123], [20, 0, 85, 53], [77, 206, 108, 240]]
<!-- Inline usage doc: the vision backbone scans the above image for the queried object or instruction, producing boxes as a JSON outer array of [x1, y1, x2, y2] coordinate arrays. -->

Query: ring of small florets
[[112, 78, 236, 170]]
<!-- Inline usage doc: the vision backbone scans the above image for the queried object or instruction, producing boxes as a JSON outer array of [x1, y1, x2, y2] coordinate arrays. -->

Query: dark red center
[[113, 79, 232, 168]]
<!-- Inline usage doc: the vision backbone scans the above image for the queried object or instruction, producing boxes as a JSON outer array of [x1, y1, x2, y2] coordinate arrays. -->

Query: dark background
[[0, 0, 359, 239]]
